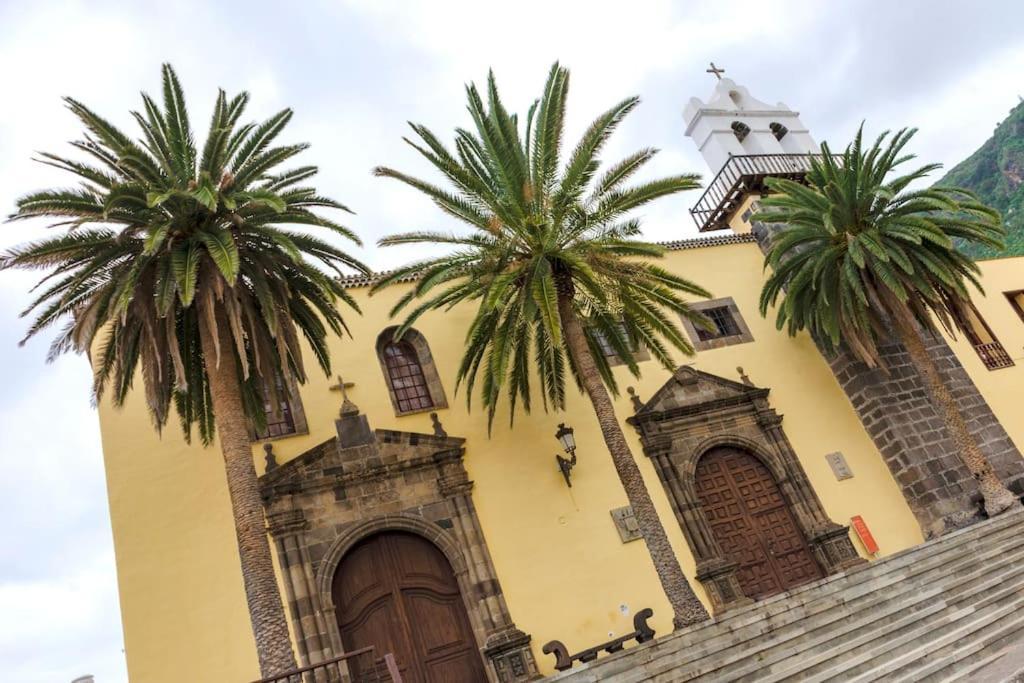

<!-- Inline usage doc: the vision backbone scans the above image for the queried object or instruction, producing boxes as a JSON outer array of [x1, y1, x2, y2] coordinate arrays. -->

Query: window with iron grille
[[594, 323, 628, 357], [254, 376, 298, 439], [383, 341, 435, 412], [591, 322, 649, 366], [696, 306, 742, 342], [951, 299, 1014, 371]]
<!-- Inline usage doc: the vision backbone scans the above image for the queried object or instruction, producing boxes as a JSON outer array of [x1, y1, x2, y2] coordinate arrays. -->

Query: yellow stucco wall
[[98, 227, 1024, 682], [938, 255, 1024, 451]]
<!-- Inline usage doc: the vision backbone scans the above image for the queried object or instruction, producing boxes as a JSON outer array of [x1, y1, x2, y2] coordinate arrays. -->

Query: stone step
[[762, 542, 1024, 680], [793, 560, 1024, 682], [697, 508, 1024, 628], [640, 510, 1024, 670], [628, 526, 1024, 681], [676, 540, 1024, 682], [901, 598, 1024, 683], [849, 588, 1024, 683], [931, 649, 1006, 683], [545, 510, 1024, 683]]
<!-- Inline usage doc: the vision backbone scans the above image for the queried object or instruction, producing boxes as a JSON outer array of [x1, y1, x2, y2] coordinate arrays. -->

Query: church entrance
[[695, 446, 824, 600], [332, 531, 487, 682]]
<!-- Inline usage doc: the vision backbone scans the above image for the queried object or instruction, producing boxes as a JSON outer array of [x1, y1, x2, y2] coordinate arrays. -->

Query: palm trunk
[[556, 287, 709, 629], [199, 301, 298, 677], [887, 304, 1018, 517]]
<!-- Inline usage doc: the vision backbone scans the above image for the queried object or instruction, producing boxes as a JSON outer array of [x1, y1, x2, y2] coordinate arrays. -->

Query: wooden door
[[695, 447, 823, 600], [332, 531, 487, 682]]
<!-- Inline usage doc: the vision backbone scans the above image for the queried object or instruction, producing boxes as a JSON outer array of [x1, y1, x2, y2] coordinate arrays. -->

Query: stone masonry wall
[[751, 218, 1024, 537]]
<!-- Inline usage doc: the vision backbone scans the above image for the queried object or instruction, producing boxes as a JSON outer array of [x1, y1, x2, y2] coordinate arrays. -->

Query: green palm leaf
[[372, 62, 707, 424], [3, 63, 369, 443], [753, 124, 1006, 367]]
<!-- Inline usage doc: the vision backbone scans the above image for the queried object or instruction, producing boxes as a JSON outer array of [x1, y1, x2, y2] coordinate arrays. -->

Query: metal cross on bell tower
[[706, 62, 726, 80]]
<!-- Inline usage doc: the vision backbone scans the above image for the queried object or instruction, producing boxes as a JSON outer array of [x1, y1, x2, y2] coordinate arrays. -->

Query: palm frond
[[375, 62, 705, 424], [3, 64, 364, 443]]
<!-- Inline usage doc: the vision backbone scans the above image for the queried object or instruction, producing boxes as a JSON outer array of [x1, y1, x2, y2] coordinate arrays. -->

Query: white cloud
[[0, 551, 126, 683]]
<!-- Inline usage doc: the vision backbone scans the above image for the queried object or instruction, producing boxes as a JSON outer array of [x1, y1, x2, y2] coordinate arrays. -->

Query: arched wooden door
[[332, 531, 487, 682], [695, 447, 823, 600]]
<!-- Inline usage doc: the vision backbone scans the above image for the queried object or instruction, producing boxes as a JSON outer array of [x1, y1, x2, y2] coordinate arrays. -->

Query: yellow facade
[[98, 202, 1024, 681]]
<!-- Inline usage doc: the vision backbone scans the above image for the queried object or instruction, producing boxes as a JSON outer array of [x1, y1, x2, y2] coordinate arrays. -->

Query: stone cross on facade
[[706, 62, 725, 80], [329, 375, 359, 417]]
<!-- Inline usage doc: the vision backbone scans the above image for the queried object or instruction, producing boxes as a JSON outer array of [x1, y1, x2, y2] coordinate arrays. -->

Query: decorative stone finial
[[263, 442, 278, 471], [627, 387, 644, 412], [430, 412, 448, 438], [329, 375, 359, 417], [737, 366, 754, 386]]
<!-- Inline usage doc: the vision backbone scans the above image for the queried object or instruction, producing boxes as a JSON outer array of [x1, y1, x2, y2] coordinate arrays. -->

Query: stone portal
[[259, 406, 537, 682], [628, 366, 864, 612]]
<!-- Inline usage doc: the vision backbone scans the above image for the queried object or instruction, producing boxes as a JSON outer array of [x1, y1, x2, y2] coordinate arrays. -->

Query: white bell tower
[[683, 66, 817, 177]]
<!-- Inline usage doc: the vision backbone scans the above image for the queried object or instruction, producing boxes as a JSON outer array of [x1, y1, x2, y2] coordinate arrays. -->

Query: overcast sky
[[1, 2, 1023, 681]]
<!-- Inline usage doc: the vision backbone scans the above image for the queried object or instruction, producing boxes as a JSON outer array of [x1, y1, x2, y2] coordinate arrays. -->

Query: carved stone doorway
[[259, 404, 538, 681], [628, 366, 865, 612], [332, 531, 488, 682], [695, 446, 823, 600]]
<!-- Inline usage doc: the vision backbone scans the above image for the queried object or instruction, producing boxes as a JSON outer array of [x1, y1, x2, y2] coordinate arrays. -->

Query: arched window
[[376, 327, 448, 415], [251, 374, 308, 441], [383, 341, 433, 412]]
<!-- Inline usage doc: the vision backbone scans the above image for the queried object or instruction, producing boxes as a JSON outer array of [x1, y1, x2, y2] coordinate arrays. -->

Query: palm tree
[[2, 65, 367, 676], [371, 64, 712, 628], [755, 126, 1018, 518]]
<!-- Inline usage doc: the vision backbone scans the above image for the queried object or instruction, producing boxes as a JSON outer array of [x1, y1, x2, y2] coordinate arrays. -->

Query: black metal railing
[[250, 647, 403, 683], [690, 153, 821, 232], [974, 341, 1015, 370]]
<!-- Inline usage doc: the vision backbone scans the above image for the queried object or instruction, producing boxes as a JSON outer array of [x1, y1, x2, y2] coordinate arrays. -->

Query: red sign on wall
[[851, 515, 879, 555]]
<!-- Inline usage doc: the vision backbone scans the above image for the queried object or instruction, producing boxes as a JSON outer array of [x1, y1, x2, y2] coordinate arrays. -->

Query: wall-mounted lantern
[[554, 422, 577, 487]]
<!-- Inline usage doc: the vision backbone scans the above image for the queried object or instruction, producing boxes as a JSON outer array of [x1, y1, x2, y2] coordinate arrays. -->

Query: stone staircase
[[548, 508, 1024, 682]]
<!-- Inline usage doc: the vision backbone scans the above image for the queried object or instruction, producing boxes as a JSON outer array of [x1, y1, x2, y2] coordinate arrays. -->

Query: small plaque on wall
[[610, 506, 642, 543], [826, 452, 853, 481]]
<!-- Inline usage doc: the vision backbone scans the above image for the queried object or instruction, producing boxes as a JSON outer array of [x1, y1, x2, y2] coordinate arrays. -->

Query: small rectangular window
[[253, 375, 304, 440], [951, 300, 1014, 371], [590, 321, 648, 365], [594, 329, 618, 358], [696, 306, 742, 342], [594, 322, 631, 357], [682, 297, 754, 352]]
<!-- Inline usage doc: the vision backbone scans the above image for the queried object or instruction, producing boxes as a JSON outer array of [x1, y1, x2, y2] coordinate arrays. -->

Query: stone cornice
[[261, 445, 465, 501], [628, 390, 770, 427], [258, 428, 467, 502], [337, 233, 756, 289]]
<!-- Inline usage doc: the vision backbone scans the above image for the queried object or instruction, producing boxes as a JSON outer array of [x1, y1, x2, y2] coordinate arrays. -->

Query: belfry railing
[[250, 646, 403, 683], [690, 153, 821, 232]]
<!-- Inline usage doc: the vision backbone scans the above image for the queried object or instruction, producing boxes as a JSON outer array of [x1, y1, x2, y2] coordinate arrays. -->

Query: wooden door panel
[[389, 533, 453, 584], [333, 531, 487, 683], [404, 590, 473, 655], [334, 540, 391, 613], [696, 447, 822, 600], [338, 597, 416, 678], [424, 650, 488, 683]]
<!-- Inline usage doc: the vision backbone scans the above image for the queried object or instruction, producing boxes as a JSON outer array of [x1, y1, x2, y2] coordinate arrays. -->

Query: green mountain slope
[[937, 99, 1024, 259]]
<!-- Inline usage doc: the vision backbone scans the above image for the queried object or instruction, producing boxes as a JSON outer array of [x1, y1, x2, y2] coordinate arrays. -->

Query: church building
[[97, 75, 1024, 682]]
